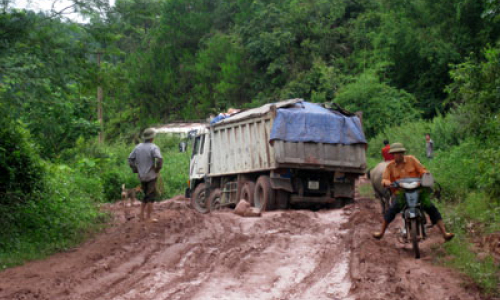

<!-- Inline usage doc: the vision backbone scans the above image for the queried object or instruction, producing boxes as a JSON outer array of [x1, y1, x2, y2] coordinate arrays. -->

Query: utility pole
[[96, 52, 104, 144]]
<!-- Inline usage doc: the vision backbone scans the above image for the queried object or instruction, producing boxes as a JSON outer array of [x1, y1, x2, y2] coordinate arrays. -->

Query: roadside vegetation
[[1, 0, 498, 294], [0, 130, 189, 269], [365, 53, 500, 291]]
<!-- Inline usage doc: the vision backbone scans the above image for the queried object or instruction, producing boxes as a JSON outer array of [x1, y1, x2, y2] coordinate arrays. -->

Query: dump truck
[[187, 99, 367, 213]]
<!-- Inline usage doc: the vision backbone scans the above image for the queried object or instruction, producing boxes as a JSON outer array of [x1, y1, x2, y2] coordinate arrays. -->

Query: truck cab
[[189, 127, 210, 187]]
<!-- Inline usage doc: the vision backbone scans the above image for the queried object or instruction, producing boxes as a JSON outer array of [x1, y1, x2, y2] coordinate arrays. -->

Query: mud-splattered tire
[[254, 175, 276, 211], [191, 183, 209, 214], [411, 219, 420, 259], [240, 182, 256, 205], [207, 188, 222, 212]]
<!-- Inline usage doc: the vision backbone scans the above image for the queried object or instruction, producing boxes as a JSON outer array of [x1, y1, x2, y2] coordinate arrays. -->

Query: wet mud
[[0, 184, 490, 300]]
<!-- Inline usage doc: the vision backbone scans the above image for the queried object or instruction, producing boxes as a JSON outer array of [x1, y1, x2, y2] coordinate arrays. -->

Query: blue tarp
[[270, 102, 367, 145]]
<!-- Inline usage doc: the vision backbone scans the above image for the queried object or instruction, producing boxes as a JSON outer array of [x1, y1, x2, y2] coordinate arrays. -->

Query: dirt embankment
[[0, 187, 490, 300]]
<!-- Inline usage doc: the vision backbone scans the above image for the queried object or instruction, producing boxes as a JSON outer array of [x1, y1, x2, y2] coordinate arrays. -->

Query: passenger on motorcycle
[[372, 143, 454, 241]]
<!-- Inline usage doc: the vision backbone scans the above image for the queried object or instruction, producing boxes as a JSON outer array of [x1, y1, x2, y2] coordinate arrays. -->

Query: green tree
[[446, 45, 500, 140], [0, 113, 45, 206], [348, 0, 499, 117], [0, 11, 99, 157], [334, 70, 420, 138]]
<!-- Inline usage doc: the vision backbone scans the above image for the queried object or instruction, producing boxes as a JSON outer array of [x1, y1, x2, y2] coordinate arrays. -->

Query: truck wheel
[[240, 181, 256, 205], [254, 175, 276, 211], [191, 183, 209, 214], [410, 219, 421, 259], [207, 188, 222, 212]]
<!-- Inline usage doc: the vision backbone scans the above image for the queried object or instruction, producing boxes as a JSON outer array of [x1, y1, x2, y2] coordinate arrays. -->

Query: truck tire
[[410, 219, 421, 259], [254, 175, 276, 211], [207, 188, 222, 212], [191, 183, 209, 214], [240, 181, 256, 205]]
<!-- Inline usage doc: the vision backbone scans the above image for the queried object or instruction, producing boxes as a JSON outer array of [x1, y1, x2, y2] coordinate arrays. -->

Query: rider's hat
[[389, 142, 406, 154]]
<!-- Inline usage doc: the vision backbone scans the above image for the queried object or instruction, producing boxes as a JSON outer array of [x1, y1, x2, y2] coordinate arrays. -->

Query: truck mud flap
[[334, 182, 355, 198], [270, 177, 293, 192], [270, 170, 293, 192]]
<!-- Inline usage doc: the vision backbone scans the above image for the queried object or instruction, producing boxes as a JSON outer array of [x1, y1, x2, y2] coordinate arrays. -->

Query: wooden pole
[[97, 52, 104, 144]]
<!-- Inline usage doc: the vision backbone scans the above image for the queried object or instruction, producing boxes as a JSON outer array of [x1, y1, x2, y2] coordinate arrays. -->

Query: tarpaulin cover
[[270, 102, 367, 144]]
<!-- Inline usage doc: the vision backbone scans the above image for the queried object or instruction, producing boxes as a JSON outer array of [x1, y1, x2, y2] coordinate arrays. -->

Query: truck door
[[189, 133, 209, 180]]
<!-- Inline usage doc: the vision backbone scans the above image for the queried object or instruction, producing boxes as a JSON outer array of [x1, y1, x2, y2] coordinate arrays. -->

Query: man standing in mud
[[372, 143, 454, 241], [129, 128, 163, 222]]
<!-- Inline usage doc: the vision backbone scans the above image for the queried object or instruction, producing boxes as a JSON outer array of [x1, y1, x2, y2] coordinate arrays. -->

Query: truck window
[[193, 136, 200, 156], [199, 134, 205, 154]]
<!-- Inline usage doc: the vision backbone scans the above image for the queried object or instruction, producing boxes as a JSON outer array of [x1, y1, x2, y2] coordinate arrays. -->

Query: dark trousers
[[384, 189, 442, 224], [141, 178, 158, 203]]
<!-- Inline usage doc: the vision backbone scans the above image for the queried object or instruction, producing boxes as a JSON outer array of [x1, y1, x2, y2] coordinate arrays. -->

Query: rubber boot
[[436, 220, 454, 241], [147, 203, 158, 222], [373, 220, 388, 239], [139, 202, 146, 221]]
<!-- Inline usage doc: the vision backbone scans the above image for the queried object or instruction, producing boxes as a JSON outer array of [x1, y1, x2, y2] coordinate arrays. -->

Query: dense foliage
[[0, 116, 44, 206], [0, 0, 499, 291]]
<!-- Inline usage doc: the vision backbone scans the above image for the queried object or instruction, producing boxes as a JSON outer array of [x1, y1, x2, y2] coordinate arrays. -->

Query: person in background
[[425, 133, 434, 159], [381, 140, 394, 161], [128, 128, 163, 222], [210, 108, 241, 124]]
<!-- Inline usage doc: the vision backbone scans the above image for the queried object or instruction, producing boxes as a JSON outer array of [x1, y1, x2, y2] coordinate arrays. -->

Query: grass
[[358, 183, 374, 198], [433, 192, 500, 294], [438, 236, 499, 294], [0, 165, 109, 269]]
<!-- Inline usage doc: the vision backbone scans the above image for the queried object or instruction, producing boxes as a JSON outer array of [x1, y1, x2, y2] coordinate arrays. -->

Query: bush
[[159, 149, 190, 198], [0, 163, 105, 268], [446, 46, 500, 140], [426, 139, 479, 201], [367, 120, 430, 160], [367, 113, 463, 162], [437, 192, 500, 294], [0, 119, 45, 206], [101, 170, 125, 202], [334, 70, 420, 138]]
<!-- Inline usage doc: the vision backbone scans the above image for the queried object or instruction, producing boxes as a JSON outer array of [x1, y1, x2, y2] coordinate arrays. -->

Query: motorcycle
[[391, 177, 427, 259]]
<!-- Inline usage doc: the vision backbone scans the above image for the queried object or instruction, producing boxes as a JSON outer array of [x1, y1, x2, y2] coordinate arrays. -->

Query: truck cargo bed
[[209, 103, 366, 177]]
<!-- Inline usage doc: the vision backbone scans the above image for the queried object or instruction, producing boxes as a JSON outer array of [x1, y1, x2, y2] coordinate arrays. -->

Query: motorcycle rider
[[372, 143, 454, 241]]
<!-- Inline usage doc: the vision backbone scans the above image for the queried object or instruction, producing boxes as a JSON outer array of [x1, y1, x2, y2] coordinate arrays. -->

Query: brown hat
[[389, 142, 406, 154]]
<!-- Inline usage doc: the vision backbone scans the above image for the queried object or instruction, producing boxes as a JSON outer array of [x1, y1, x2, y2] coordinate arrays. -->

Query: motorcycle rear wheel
[[410, 219, 421, 259]]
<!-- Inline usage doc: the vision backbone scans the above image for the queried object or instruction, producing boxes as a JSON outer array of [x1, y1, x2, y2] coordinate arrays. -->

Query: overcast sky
[[12, 0, 115, 21]]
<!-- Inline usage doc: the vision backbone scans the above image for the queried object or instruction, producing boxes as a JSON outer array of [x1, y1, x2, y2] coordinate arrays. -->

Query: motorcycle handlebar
[[390, 182, 399, 188]]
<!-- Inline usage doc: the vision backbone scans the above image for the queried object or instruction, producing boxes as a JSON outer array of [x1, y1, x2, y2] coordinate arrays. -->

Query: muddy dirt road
[[0, 187, 488, 300]]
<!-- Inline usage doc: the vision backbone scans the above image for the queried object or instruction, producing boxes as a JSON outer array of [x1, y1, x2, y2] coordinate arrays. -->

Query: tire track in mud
[[0, 192, 490, 300], [346, 196, 488, 300], [0, 200, 353, 300], [99, 207, 353, 300]]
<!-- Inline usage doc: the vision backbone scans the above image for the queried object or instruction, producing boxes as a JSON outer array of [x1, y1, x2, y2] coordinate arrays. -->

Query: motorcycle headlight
[[399, 182, 420, 189]]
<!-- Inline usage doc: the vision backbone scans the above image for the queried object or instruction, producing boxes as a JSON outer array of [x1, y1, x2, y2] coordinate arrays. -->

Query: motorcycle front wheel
[[410, 218, 421, 259]]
